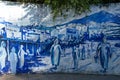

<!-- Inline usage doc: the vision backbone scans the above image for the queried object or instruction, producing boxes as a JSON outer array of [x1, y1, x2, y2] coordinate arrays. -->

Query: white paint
[[0, 1, 29, 25]]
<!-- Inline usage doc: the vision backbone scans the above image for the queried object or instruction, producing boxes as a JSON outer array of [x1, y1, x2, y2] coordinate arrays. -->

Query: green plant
[[3, 0, 120, 19]]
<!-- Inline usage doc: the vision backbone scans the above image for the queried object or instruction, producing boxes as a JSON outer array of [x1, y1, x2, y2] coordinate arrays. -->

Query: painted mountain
[[53, 10, 120, 40], [69, 10, 120, 24], [0, 17, 12, 25]]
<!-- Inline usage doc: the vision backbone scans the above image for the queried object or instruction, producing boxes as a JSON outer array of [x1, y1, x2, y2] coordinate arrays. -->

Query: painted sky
[[0, 1, 120, 27], [0, 1, 30, 26]]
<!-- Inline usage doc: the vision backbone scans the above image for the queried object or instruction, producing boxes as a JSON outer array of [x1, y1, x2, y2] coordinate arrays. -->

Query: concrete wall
[[0, 1, 120, 75]]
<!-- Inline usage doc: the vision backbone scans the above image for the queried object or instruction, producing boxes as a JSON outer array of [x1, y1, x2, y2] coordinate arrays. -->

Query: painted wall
[[0, 1, 120, 75]]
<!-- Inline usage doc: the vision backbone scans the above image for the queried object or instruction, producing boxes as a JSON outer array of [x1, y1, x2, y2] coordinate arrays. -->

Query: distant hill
[[69, 10, 120, 25], [0, 17, 12, 25]]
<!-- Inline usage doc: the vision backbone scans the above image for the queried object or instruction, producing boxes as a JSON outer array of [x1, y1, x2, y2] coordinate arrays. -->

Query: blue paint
[[95, 36, 111, 72], [0, 5, 120, 75], [69, 10, 120, 24]]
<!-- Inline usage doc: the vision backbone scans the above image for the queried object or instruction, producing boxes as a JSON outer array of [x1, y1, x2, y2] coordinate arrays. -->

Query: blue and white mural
[[0, 1, 120, 75]]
